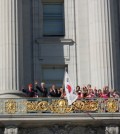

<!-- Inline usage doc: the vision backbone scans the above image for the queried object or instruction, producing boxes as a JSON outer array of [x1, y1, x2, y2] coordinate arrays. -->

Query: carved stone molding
[[19, 127, 53, 134], [51, 125, 69, 134], [55, 129, 68, 134], [18, 125, 107, 134], [69, 127, 85, 134], [85, 127, 97, 134]]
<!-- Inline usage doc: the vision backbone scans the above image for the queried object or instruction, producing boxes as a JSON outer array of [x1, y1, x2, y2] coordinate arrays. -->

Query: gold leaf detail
[[106, 99, 118, 113], [5, 99, 17, 114], [50, 99, 72, 114], [73, 100, 85, 110]]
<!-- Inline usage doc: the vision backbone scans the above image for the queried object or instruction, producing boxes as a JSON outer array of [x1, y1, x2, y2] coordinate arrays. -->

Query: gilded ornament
[[37, 101, 49, 111], [89, 101, 98, 111], [73, 100, 85, 111], [26, 101, 38, 111], [83, 101, 98, 111], [5, 99, 17, 114], [50, 99, 72, 113], [106, 99, 118, 112], [25, 101, 49, 112]]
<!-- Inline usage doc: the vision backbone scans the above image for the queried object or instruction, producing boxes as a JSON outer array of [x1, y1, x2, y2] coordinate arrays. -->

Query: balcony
[[0, 98, 119, 126], [0, 98, 120, 133], [2, 97, 118, 114]]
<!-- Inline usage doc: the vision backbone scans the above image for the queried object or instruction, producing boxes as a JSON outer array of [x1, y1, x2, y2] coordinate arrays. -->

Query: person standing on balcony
[[48, 84, 60, 97], [76, 86, 83, 99], [101, 86, 110, 98], [22, 84, 36, 97], [86, 88, 95, 98], [35, 81, 48, 97]]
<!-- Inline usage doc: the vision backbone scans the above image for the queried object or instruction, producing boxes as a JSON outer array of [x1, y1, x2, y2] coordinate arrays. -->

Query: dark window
[[43, 3, 65, 36]]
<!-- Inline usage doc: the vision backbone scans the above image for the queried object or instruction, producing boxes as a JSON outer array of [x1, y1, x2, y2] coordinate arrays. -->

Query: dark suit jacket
[[36, 85, 48, 97], [49, 89, 61, 97], [22, 88, 36, 97]]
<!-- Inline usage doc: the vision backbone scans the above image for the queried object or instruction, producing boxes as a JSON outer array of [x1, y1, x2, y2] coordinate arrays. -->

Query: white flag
[[64, 72, 78, 105]]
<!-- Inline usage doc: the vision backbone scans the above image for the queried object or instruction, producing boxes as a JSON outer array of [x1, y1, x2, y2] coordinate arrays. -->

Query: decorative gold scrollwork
[[26, 101, 38, 111], [50, 99, 72, 114], [73, 100, 85, 111], [25, 101, 48, 112], [73, 100, 98, 112], [106, 99, 118, 112], [5, 98, 119, 114], [83, 101, 98, 111], [5, 99, 17, 114], [37, 101, 49, 111], [89, 101, 98, 111]]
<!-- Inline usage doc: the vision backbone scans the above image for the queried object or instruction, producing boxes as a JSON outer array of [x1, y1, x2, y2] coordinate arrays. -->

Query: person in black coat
[[22, 84, 36, 97], [48, 84, 61, 97], [35, 82, 48, 97]]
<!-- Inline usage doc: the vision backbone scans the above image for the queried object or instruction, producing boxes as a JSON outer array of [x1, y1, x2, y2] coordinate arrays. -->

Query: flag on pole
[[64, 72, 78, 105]]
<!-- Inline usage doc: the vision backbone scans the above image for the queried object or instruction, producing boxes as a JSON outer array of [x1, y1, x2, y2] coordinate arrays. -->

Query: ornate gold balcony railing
[[1, 98, 119, 114]]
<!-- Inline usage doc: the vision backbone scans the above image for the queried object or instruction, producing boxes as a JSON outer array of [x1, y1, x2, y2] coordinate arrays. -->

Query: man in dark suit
[[35, 82, 48, 97], [22, 84, 36, 97], [48, 84, 61, 97]]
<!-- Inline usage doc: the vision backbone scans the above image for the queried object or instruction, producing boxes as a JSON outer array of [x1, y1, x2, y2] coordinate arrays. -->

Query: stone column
[[88, 0, 120, 89], [0, 0, 23, 97], [105, 126, 119, 134]]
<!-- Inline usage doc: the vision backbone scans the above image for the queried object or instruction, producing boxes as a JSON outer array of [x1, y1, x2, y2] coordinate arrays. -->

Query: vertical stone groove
[[88, 0, 120, 89], [0, 0, 23, 95]]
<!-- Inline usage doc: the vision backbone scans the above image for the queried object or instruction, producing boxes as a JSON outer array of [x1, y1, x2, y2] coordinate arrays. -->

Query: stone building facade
[[0, 0, 120, 93], [0, 0, 120, 133]]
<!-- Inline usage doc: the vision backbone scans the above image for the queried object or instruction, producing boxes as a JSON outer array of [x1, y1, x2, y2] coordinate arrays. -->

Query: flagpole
[[62, 69, 67, 89]]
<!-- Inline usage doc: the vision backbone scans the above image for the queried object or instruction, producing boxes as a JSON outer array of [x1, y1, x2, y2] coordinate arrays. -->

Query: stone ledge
[[0, 113, 119, 127]]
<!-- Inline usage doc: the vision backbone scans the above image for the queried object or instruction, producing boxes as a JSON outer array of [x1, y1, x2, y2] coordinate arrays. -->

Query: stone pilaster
[[88, 0, 120, 89], [0, 0, 23, 97]]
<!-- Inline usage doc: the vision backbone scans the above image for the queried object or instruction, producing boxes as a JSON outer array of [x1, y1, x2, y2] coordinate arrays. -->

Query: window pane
[[43, 4, 63, 15], [43, 20, 64, 35], [43, 3, 64, 36], [42, 66, 65, 87]]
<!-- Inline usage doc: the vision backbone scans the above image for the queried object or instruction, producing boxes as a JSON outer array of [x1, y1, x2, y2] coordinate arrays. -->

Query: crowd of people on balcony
[[21, 82, 120, 99]]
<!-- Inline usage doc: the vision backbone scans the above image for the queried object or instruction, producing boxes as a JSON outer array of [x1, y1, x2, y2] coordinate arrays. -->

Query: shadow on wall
[[110, 0, 120, 89]]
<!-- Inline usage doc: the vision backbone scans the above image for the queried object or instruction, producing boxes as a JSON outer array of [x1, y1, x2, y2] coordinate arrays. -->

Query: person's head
[[76, 86, 81, 94], [83, 86, 88, 92], [51, 84, 56, 89], [59, 87, 63, 92], [87, 84, 91, 89], [76, 86, 80, 92], [98, 89, 102, 94], [103, 86, 109, 94], [41, 82, 45, 88], [28, 84, 32, 91]]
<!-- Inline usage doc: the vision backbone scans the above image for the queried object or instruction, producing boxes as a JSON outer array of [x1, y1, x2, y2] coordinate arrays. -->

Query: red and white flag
[[64, 72, 77, 105]]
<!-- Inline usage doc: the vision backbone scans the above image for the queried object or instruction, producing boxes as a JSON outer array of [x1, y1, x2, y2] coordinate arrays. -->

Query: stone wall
[[1, 125, 120, 134], [1, 126, 105, 134]]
